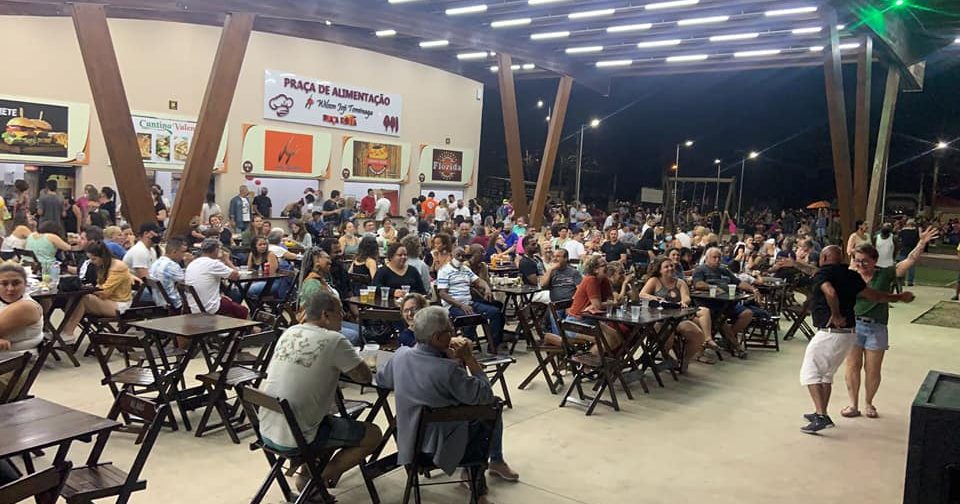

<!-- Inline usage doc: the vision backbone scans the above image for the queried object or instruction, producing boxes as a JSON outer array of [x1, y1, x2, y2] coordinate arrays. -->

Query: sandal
[[841, 405, 861, 418], [865, 405, 878, 418], [696, 353, 717, 365]]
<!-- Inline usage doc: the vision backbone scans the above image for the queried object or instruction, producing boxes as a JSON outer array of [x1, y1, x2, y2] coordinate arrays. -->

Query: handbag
[[57, 275, 82, 292]]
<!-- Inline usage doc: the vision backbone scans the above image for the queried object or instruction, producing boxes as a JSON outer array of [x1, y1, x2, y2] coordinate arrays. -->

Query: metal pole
[[930, 155, 941, 219], [672, 143, 680, 224], [715, 163, 721, 210], [575, 124, 584, 204], [737, 159, 745, 219]]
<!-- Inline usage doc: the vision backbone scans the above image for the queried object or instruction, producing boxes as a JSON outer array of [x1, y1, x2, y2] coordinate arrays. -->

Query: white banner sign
[[131, 112, 227, 171], [263, 69, 402, 137]]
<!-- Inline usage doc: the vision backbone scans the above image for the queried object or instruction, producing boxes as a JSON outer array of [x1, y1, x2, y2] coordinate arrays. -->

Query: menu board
[[263, 69, 402, 137], [417, 145, 475, 186], [0, 95, 90, 165], [131, 112, 228, 171]]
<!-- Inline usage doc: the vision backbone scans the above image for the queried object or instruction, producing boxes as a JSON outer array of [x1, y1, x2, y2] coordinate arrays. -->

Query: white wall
[[0, 16, 483, 217]]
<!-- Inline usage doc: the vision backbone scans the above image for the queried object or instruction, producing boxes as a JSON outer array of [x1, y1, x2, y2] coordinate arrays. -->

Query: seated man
[[259, 289, 382, 492], [517, 235, 552, 305], [184, 239, 248, 319], [691, 247, 757, 358], [437, 247, 505, 353], [148, 236, 187, 312], [378, 306, 518, 502]]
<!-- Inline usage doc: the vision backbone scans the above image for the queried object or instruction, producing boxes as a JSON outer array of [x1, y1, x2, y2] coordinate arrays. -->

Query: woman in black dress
[[373, 241, 427, 298]]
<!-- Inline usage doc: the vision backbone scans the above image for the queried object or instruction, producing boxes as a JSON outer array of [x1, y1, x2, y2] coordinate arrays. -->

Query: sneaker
[[803, 412, 817, 422], [952, 295, 959, 301], [801, 414, 835, 434], [488, 461, 520, 482]]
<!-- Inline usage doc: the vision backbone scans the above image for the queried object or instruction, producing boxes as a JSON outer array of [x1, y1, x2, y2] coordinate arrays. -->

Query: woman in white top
[[1, 225, 31, 253], [434, 200, 449, 226], [874, 224, 896, 268], [0, 261, 44, 398]]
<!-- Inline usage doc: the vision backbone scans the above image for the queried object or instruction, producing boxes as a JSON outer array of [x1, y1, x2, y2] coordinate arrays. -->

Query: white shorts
[[799, 329, 856, 386], [530, 290, 551, 304]]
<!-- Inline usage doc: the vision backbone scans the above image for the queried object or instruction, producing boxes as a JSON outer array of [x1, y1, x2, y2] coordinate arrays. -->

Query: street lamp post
[[671, 140, 694, 225], [714, 158, 722, 210], [574, 118, 601, 204], [737, 151, 759, 220]]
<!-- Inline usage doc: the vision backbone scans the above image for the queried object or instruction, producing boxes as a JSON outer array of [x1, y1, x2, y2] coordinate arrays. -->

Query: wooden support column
[[853, 36, 873, 222], [496, 53, 529, 221], [822, 9, 856, 246], [530, 76, 573, 229], [72, 3, 155, 229], [168, 12, 254, 237], [865, 70, 900, 231]]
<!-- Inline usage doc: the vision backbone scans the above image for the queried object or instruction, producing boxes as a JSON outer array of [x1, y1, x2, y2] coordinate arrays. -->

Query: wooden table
[[0, 398, 120, 466], [489, 264, 519, 277], [690, 290, 753, 355], [345, 295, 401, 311], [492, 284, 543, 347], [31, 285, 98, 367], [128, 314, 262, 431]]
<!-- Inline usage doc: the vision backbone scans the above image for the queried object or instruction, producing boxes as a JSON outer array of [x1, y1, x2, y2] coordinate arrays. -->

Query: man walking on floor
[[798, 245, 914, 434]]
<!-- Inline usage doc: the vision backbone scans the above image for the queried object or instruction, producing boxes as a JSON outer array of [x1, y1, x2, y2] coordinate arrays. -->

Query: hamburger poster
[[0, 96, 90, 165], [342, 137, 410, 183], [417, 145, 476, 186]]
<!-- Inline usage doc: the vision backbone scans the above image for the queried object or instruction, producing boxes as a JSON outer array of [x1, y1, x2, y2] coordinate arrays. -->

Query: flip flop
[[841, 405, 861, 418], [865, 405, 878, 418]]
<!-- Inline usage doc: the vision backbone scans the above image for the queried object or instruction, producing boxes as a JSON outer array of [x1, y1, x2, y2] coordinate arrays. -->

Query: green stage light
[[894, 0, 904, 6]]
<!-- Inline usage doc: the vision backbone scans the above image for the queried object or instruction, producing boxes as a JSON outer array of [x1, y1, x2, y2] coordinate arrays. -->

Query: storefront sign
[[342, 137, 410, 183], [0, 95, 90, 165], [263, 69, 402, 137], [131, 112, 228, 172], [417, 145, 475, 186], [240, 123, 332, 179]]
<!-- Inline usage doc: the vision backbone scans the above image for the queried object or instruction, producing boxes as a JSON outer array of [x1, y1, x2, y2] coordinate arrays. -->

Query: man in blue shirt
[[493, 222, 517, 255]]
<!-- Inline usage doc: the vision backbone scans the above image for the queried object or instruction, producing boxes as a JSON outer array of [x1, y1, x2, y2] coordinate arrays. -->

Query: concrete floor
[[27, 286, 959, 504]]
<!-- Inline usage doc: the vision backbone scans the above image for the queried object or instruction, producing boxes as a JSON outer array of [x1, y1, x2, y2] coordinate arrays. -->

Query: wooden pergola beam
[[530, 76, 573, 229], [71, 2, 155, 229], [822, 9, 855, 248], [496, 53, 529, 222], [865, 70, 900, 231], [852, 36, 873, 222], [167, 12, 254, 238]]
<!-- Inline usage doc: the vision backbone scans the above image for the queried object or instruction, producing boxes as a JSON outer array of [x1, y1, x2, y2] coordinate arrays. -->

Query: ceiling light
[[545, 116, 551, 122], [488, 64, 524, 72], [684, 140, 694, 147], [419, 39, 449, 48], [735, 49, 781, 57], [791, 27, 822, 34], [566, 46, 604, 54], [607, 23, 653, 33], [596, 59, 633, 67], [569, 8, 616, 19], [637, 39, 683, 48], [457, 51, 489, 60], [445, 4, 487, 15], [709, 32, 759, 42], [809, 45, 824, 51], [677, 15, 729, 26], [837, 24, 846, 29], [955, 37, 960, 44], [324, 20, 332, 26], [522, 63, 536, 70], [839, 42, 861, 49], [528, 0, 566, 4], [531, 31, 570, 40], [491, 18, 532, 28], [645, 0, 699, 9], [666, 54, 709, 62], [388, 0, 422, 3], [765, 6, 818, 16], [375, 29, 397, 37], [714, 159, 722, 164]]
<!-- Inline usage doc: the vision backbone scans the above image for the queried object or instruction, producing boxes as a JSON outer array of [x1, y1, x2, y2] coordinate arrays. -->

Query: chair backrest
[[175, 281, 207, 314], [113, 392, 168, 497], [15, 338, 55, 401], [560, 319, 611, 362], [0, 250, 15, 261], [0, 352, 31, 403], [237, 386, 313, 457], [348, 272, 371, 291], [224, 329, 282, 377], [13, 248, 39, 266], [143, 278, 180, 314], [90, 333, 167, 389], [515, 304, 540, 345], [358, 308, 403, 325], [0, 461, 72, 504]]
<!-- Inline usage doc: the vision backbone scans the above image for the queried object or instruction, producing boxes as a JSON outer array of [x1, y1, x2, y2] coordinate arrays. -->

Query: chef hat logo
[[268, 94, 294, 117]]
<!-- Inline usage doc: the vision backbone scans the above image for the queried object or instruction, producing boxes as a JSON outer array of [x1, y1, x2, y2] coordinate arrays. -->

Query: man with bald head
[[692, 246, 758, 358], [798, 245, 914, 433]]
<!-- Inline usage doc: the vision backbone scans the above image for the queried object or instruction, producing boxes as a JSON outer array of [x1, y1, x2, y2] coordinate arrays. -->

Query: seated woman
[[348, 235, 380, 291], [298, 247, 361, 345], [604, 261, 638, 306], [373, 242, 427, 298], [288, 220, 312, 249], [1, 225, 31, 253], [564, 254, 623, 355], [205, 214, 233, 248], [26, 221, 75, 270], [398, 292, 428, 347], [339, 221, 360, 258], [0, 261, 44, 397], [640, 257, 716, 368], [61, 242, 134, 337], [246, 236, 279, 299], [429, 232, 453, 274], [186, 216, 206, 249], [377, 218, 397, 248]]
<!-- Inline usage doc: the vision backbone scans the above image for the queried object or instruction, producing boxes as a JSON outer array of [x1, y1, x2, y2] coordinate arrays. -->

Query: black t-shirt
[[899, 228, 919, 252], [253, 195, 272, 217], [322, 199, 339, 223], [373, 265, 427, 295], [601, 241, 627, 263], [810, 264, 867, 329], [518, 255, 544, 286]]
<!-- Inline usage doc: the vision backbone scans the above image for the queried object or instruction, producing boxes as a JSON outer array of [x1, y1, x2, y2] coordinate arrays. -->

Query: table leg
[[45, 296, 83, 367]]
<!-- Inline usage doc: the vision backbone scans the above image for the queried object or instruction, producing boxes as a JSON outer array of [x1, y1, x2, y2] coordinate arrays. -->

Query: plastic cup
[[380, 287, 390, 301], [728, 284, 737, 297], [709, 285, 718, 297], [631, 305, 641, 319], [640, 298, 648, 310], [401, 285, 411, 295]]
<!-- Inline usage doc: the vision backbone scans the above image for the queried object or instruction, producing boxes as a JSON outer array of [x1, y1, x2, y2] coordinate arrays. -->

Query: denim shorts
[[855, 319, 889, 351], [264, 415, 366, 453]]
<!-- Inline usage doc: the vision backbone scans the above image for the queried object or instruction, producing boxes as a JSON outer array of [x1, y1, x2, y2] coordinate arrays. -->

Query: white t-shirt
[[374, 197, 391, 221], [259, 323, 363, 447], [0, 294, 43, 352], [184, 256, 233, 313], [675, 232, 692, 248], [240, 197, 251, 222], [434, 206, 449, 222], [875, 234, 895, 267], [453, 206, 471, 219], [123, 241, 157, 274], [268, 244, 287, 262], [563, 239, 586, 260], [437, 261, 477, 306]]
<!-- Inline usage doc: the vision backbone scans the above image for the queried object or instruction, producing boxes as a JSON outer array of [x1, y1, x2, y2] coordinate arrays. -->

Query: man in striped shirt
[[437, 247, 504, 354]]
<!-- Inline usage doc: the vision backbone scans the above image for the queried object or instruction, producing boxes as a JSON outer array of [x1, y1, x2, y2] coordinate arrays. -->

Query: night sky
[[478, 50, 960, 211]]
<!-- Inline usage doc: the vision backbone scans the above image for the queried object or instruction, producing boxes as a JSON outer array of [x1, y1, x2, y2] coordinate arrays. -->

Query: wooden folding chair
[[175, 281, 208, 314], [88, 332, 181, 432], [0, 462, 72, 504], [451, 314, 516, 407], [194, 328, 281, 443], [237, 386, 337, 504], [515, 304, 565, 394], [61, 393, 168, 504], [559, 319, 625, 416], [402, 402, 503, 504], [13, 248, 40, 267], [452, 313, 492, 352], [143, 277, 182, 315], [14, 338, 55, 402], [0, 351, 31, 404]]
